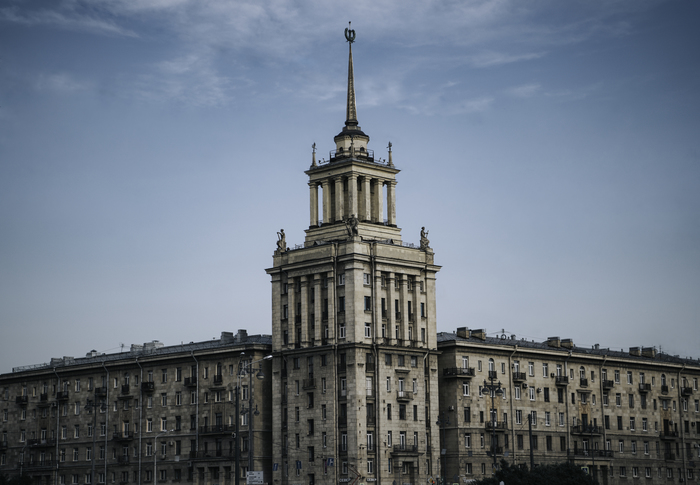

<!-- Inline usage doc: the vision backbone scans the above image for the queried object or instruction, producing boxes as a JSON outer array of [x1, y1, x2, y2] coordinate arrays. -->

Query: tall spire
[[344, 22, 358, 127]]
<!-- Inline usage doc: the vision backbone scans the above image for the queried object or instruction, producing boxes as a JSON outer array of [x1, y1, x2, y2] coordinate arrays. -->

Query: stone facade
[[0, 331, 272, 485], [437, 329, 700, 484]]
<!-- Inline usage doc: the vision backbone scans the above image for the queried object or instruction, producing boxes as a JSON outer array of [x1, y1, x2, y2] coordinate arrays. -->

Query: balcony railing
[[26, 459, 54, 468], [95, 387, 108, 397], [571, 425, 602, 435], [184, 377, 197, 387], [487, 371, 498, 379], [396, 390, 414, 402], [442, 367, 475, 378], [392, 444, 418, 453], [602, 380, 614, 390], [570, 449, 613, 458], [189, 450, 235, 460], [15, 396, 28, 405], [56, 391, 69, 401], [485, 421, 508, 431], [661, 385, 669, 395], [29, 438, 56, 448], [213, 375, 223, 386], [555, 376, 569, 386], [113, 432, 133, 441], [638, 383, 651, 393], [664, 452, 676, 461], [660, 431, 679, 440], [199, 425, 233, 435], [579, 378, 588, 388], [121, 384, 131, 395], [141, 382, 155, 392], [365, 362, 375, 373], [681, 387, 693, 396], [512, 372, 527, 382], [302, 378, 316, 389], [118, 456, 130, 464]]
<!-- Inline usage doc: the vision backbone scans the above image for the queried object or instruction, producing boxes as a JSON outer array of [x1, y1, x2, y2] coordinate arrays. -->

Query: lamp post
[[84, 399, 107, 485], [238, 353, 272, 485], [482, 375, 503, 473], [436, 411, 450, 485], [154, 429, 172, 484]]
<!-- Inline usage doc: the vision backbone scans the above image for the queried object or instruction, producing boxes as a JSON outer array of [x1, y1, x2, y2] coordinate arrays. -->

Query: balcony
[[602, 380, 614, 390], [39, 393, 49, 403], [118, 456, 130, 464], [486, 446, 504, 457], [0, 441, 8, 450], [512, 372, 527, 383], [212, 375, 224, 386], [184, 377, 197, 387], [141, 382, 155, 393], [579, 378, 588, 388], [95, 387, 108, 397], [302, 378, 316, 390], [659, 431, 679, 440], [56, 391, 69, 401], [681, 387, 693, 397], [487, 371, 498, 380], [442, 367, 475, 378], [199, 425, 233, 435], [554, 376, 569, 386], [570, 449, 613, 458], [26, 459, 54, 469], [661, 385, 669, 395], [365, 362, 375, 373], [638, 383, 651, 393], [570, 425, 602, 436], [338, 416, 347, 427], [15, 396, 28, 405], [121, 384, 131, 395], [664, 452, 676, 461], [113, 432, 134, 441], [485, 421, 507, 432], [29, 439, 56, 448], [392, 444, 419, 455], [396, 390, 414, 402], [337, 362, 347, 373]]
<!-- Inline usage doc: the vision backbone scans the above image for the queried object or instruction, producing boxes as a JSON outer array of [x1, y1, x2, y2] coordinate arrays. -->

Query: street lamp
[[84, 399, 107, 485], [236, 353, 272, 485], [154, 429, 173, 484], [482, 375, 503, 473], [436, 411, 450, 485]]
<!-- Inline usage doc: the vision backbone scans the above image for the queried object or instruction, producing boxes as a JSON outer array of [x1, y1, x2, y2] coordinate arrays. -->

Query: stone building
[[265, 27, 442, 485], [0, 330, 272, 485], [437, 328, 700, 485]]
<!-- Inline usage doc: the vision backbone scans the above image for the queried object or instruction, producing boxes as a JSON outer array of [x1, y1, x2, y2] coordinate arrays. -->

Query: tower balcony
[[327, 148, 376, 164]]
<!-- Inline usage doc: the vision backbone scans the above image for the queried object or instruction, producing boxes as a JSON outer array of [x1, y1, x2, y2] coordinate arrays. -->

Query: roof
[[437, 331, 700, 368]]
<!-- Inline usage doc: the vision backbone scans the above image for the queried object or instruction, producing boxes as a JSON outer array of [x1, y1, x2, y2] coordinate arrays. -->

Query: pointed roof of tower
[[339, 22, 366, 138]]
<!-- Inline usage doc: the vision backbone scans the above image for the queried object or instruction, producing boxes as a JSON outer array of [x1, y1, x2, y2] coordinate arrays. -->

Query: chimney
[[235, 329, 248, 343], [561, 339, 574, 349], [456, 327, 469, 339], [130, 344, 143, 353], [629, 347, 641, 357], [641, 347, 657, 358], [471, 329, 486, 341], [546, 337, 561, 348], [221, 332, 234, 343]]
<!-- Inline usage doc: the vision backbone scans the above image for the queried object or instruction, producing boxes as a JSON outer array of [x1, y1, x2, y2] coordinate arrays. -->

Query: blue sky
[[1, 0, 699, 373]]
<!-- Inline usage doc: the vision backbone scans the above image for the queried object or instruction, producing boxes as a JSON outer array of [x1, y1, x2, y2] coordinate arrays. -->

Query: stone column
[[327, 272, 335, 341], [287, 278, 296, 348], [412, 277, 421, 346], [314, 275, 322, 343], [362, 177, 371, 222], [334, 177, 344, 222], [348, 174, 358, 219], [309, 183, 318, 227], [386, 180, 396, 226], [300, 276, 309, 346], [400, 274, 410, 345], [386, 272, 395, 341], [321, 180, 331, 225], [374, 269, 383, 341], [373, 179, 384, 223]]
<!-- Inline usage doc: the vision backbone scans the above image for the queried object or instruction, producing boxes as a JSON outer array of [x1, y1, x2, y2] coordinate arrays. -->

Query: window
[[338, 274, 345, 285], [365, 322, 371, 338], [529, 387, 535, 401], [363, 273, 371, 285], [542, 363, 548, 377], [528, 362, 534, 376], [515, 410, 522, 425], [364, 296, 371, 311], [615, 393, 621, 406], [161, 393, 167, 406], [614, 370, 620, 383], [545, 412, 550, 426], [462, 382, 469, 396], [619, 440, 624, 453], [339, 325, 346, 339]]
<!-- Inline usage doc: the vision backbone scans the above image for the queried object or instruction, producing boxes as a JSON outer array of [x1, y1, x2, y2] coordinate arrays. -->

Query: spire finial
[[344, 22, 358, 127]]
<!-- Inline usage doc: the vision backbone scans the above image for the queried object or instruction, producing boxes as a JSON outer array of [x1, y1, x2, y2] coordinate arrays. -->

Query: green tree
[[474, 460, 597, 485]]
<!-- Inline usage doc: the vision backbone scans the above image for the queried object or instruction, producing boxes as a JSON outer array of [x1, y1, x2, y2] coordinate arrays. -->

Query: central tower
[[267, 26, 441, 485]]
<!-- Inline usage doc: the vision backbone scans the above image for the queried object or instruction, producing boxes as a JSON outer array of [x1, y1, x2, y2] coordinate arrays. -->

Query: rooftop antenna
[[119, 343, 125, 353]]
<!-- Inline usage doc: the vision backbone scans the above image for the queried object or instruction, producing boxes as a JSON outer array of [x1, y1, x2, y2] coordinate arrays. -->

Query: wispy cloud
[[471, 51, 546, 68], [0, 6, 137, 37], [506, 83, 541, 98], [35, 73, 92, 93]]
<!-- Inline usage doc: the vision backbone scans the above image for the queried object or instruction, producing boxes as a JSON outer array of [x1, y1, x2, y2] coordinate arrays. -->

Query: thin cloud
[[471, 51, 546, 68], [0, 6, 137, 37], [506, 83, 541, 98], [35, 73, 92, 93]]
